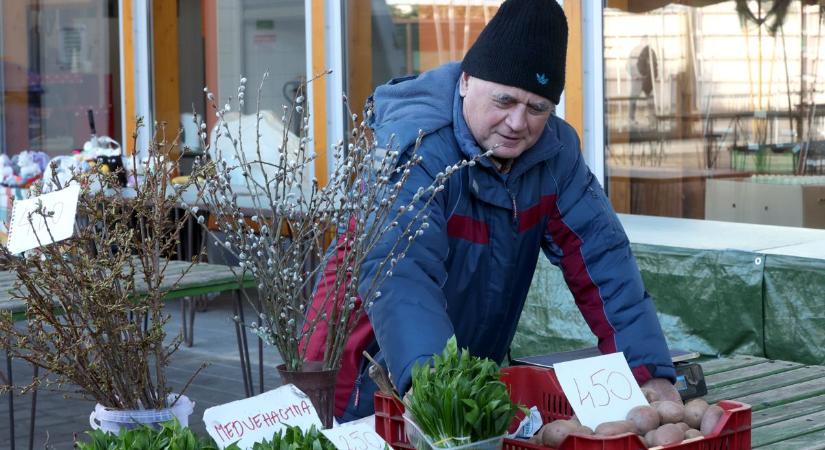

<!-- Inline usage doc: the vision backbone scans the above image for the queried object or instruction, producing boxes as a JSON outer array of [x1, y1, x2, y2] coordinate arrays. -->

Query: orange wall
[[2, 1, 30, 152]]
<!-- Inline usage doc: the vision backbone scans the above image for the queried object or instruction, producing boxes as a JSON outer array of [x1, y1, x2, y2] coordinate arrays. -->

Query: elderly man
[[313, 0, 679, 422]]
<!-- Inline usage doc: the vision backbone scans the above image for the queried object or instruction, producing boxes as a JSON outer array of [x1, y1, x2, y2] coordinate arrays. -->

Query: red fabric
[[632, 363, 654, 385], [446, 214, 490, 244], [303, 221, 376, 417], [518, 195, 556, 233], [545, 196, 617, 356]]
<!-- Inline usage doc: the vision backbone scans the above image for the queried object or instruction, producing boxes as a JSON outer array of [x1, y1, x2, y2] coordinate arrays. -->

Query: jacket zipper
[[509, 191, 518, 225], [353, 373, 362, 408]]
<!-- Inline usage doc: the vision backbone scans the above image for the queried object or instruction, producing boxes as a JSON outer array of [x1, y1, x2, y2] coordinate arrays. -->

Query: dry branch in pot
[[0, 121, 207, 410]]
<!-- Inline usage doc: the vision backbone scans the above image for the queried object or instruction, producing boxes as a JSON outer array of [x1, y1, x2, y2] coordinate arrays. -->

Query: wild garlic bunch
[[405, 337, 521, 447]]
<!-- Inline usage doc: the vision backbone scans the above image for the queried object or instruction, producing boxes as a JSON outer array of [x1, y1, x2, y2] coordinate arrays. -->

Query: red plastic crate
[[375, 366, 751, 450], [374, 390, 414, 450]]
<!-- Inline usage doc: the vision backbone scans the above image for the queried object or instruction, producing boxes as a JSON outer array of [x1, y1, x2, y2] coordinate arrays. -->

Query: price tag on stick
[[322, 422, 390, 450], [553, 352, 648, 430], [6, 184, 80, 254]]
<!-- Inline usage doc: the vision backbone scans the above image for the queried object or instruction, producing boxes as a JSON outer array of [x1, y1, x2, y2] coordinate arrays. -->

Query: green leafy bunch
[[75, 421, 336, 450], [404, 336, 521, 448], [75, 420, 224, 450], [248, 425, 337, 450]]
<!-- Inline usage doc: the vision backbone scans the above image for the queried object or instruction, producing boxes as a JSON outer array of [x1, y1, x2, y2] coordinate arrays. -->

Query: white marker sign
[[322, 422, 389, 450], [203, 384, 323, 449], [553, 352, 648, 430], [6, 184, 80, 254]]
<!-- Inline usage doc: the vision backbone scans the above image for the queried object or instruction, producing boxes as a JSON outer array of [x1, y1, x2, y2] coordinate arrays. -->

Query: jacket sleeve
[[358, 137, 455, 395], [541, 125, 676, 384]]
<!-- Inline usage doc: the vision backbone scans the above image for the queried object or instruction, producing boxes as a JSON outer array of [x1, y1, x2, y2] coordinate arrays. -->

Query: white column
[[304, 0, 316, 182], [582, 1, 605, 186], [326, 0, 345, 175], [128, 0, 153, 158], [555, 0, 565, 120]]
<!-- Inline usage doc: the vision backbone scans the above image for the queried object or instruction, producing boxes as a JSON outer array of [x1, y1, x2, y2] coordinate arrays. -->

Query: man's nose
[[506, 105, 528, 132]]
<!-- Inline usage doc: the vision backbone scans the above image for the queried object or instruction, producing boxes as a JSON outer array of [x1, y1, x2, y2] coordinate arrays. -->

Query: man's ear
[[459, 72, 470, 97]]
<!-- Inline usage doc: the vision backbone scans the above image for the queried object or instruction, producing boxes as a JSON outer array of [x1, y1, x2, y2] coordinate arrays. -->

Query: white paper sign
[[203, 384, 323, 449], [6, 184, 80, 254], [322, 422, 389, 450], [553, 352, 647, 430]]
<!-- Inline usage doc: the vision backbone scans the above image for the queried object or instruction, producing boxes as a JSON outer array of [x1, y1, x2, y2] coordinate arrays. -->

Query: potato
[[541, 420, 578, 448], [644, 429, 656, 448], [569, 415, 581, 426], [575, 425, 594, 436], [642, 386, 660, 403], [700, 405, 725, 436], [594, 420, 636, 436], [653, 423, 685, 446], [656, 400, 686, 424], [685, 429, 703, 439], [626, 405, 661, 434], [684, 398, 709, 429], [675, 422, 691, 432]]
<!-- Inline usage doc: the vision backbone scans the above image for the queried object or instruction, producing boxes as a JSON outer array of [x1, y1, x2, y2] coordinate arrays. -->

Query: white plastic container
[[402, 413, 505, 450], [89, 394, 195, 434]]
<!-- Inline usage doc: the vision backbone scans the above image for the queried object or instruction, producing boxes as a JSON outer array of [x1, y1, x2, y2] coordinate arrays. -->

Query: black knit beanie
[[461, 0, 568, 104]]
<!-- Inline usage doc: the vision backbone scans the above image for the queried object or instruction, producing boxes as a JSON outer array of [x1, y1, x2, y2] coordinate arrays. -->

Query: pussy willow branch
[[196, 75, 485, 372]]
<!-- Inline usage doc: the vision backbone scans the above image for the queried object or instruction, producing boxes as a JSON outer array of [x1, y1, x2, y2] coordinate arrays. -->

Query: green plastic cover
[[763, 254, 825, 366], [511, 244, 764, 359]]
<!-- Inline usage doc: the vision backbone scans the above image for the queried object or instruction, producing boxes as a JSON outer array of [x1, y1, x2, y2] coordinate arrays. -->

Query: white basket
[[402, 413, 505, 450], [89, 394, 194, 434]]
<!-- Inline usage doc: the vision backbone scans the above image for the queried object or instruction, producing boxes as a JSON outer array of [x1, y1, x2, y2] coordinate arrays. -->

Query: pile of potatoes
[[527, 395, 727, 448]]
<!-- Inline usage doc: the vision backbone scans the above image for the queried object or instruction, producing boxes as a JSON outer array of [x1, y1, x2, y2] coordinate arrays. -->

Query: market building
[[2, 1, 825, 448]]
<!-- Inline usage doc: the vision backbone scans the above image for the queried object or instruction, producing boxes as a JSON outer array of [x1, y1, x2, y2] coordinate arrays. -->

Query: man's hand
[[642, 377, 682, 404]]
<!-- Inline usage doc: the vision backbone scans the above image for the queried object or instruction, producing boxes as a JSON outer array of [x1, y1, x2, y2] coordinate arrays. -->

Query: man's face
[[459, 73, 553, 160]]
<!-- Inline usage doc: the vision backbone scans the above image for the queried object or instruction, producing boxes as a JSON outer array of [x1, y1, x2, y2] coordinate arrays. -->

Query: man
[[312, 0, 679, 422]]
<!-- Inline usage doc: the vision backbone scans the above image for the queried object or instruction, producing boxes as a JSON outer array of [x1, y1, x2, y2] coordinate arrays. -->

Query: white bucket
[[89, 394, 195, 434]]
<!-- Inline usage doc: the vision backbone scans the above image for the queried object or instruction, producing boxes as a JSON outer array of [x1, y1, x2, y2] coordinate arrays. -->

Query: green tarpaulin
[[763, 254, 825, 366], [512, 243, 823, 364]]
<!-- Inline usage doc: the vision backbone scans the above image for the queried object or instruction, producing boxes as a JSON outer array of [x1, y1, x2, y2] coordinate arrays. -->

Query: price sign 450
[[574, 369, 633, 408]]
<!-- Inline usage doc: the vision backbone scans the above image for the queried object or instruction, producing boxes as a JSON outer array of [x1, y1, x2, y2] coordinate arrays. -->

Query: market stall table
[[701, 355, 825, 449], [0, 259, 256, 450]]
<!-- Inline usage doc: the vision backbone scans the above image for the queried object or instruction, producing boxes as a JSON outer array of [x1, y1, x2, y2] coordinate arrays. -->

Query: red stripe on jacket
[[545, 196, 617, 355], [519, 195, 556, 233], [447, 214, 489, 244]]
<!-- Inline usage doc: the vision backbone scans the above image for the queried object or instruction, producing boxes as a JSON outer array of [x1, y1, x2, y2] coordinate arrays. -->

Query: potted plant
[[403, 337, 522, 450], [193, 75, 485, 427], [0, 121, 208, 433]]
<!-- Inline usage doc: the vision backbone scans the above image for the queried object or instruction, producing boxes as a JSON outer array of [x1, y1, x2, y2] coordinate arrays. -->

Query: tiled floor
[[1, 292, 285, 449]]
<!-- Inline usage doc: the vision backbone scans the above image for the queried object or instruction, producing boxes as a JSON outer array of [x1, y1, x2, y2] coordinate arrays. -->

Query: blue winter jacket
[[349, 62, 675, 419]]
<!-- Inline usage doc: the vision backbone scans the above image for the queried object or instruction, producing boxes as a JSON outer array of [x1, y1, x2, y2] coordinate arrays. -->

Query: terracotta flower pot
[[277, 362, 338, 428]]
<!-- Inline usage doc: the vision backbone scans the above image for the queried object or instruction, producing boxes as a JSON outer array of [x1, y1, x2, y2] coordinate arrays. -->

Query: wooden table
[[0, 259, 253, 320], [702, 355, 825, 449]]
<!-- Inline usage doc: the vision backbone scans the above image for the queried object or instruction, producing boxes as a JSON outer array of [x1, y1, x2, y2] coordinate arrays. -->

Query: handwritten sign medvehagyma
[[553, 352, 648, 430], [203, 384, 322, 449]]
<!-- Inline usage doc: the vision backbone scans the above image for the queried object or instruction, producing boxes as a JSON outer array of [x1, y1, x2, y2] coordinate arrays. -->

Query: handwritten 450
[[573, 369, 633, 408]]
